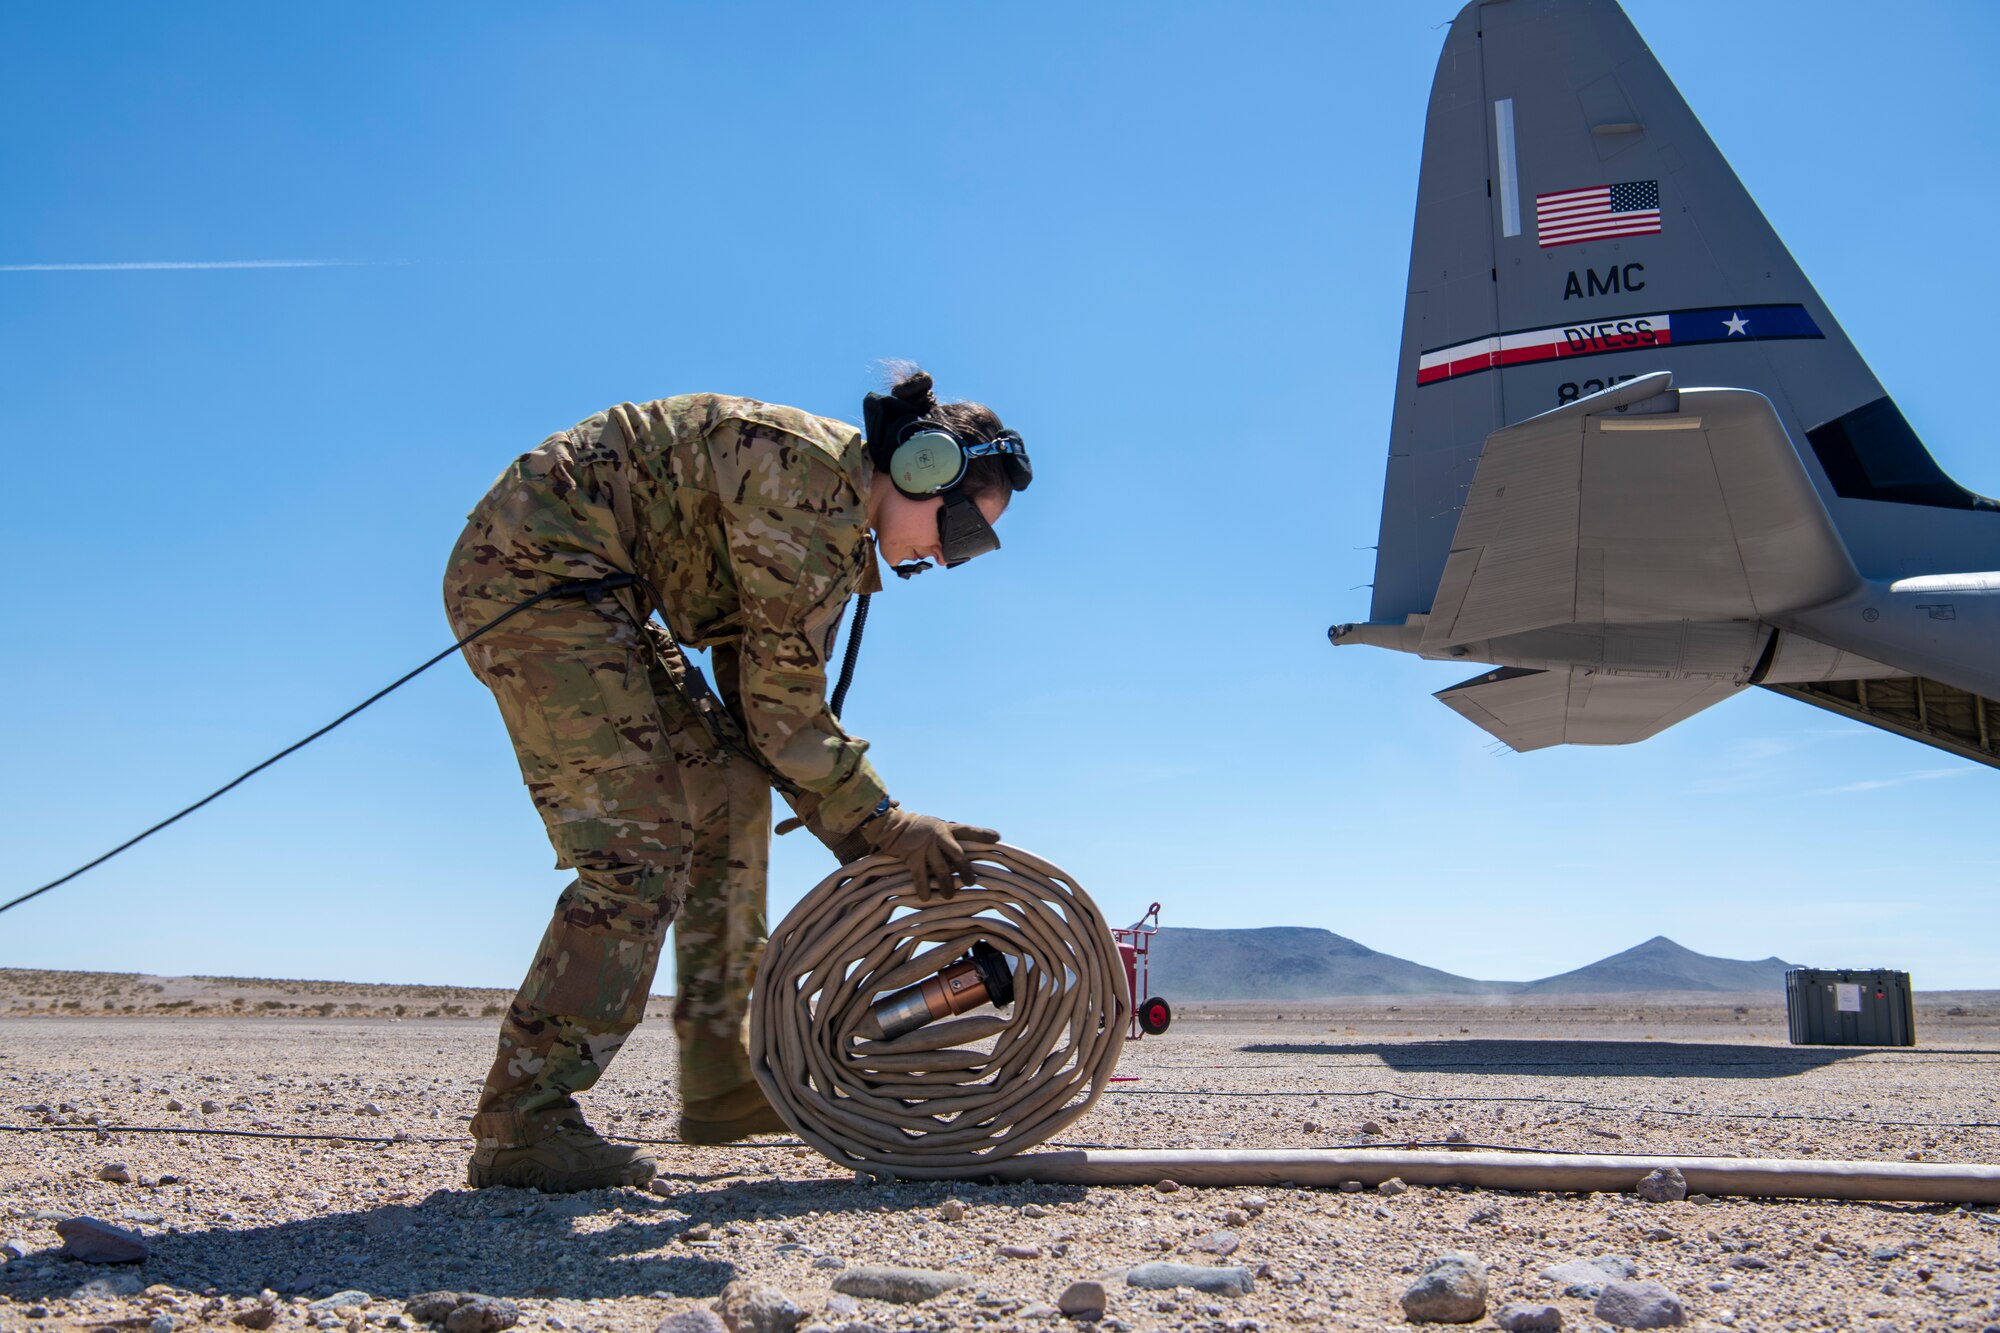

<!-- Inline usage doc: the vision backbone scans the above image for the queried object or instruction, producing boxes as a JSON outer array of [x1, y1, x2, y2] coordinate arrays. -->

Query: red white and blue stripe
[[1415, 305, 1822, 387]]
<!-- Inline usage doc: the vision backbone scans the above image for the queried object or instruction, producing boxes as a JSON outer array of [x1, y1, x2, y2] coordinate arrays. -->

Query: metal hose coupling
[[749, 843, 1127, 1178], [857, 940, 1016, 1042]]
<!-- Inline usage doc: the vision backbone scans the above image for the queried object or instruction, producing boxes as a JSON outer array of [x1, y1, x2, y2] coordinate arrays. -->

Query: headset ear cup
[[889, 428, 967, 497]]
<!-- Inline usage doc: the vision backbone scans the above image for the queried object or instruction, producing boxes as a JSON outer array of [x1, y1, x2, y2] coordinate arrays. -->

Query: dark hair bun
[[889, 367, 938, 409]]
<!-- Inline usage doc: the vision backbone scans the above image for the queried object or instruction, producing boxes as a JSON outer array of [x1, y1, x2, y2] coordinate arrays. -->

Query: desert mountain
[[1144, 926, 1515, 999], [1144, 928, 1796, 999], [1514, 934, 1796, 995]]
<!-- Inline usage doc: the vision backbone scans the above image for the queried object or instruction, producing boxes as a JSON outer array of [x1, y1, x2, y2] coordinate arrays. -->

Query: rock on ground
[[1400, 1251, 1488, 1324], [656, 1311, 728, 1333], [1635, 1167, 1688, 1202], [1125, 1262, 1254, 1297], [714, 1281, 802, 1333], [405, 1292, 520, 1333], [1057, 1279, 1107, 1317], [54, 1216, 148, 1264], [1594, 1279, 1687, 1329], [828, 1266, 969, 1305], [1493, 1301, 1564, 1330], [446, 1298, 521, 1333], [406, 1294, 468, 1324], [1542, 1253, 1638, 1296]]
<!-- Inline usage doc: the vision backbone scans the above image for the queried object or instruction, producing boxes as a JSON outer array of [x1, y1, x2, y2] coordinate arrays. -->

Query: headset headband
[[950, 428, 1031, 473]]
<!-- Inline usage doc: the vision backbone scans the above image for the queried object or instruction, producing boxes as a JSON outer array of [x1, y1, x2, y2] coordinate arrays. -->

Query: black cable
[[0, 575, 631, 919], [829, 593, 870, 721], [0, 1124, 462, 1144], [0, 1122, 801, 1150]]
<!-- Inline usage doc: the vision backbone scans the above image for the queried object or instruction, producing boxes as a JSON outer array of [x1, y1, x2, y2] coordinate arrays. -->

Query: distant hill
[[1146, 926, 1514, 999], [1143, 929, 1799, 1000], [1515, 935, 1796, 994]]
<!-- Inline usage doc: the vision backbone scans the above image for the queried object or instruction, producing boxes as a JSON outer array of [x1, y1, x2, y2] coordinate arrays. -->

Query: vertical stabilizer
[[1369, 0, 1994, 627]]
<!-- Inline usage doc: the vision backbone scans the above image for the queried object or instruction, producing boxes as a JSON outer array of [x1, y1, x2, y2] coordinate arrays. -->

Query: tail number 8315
[[1557, 372, 1643, 405]]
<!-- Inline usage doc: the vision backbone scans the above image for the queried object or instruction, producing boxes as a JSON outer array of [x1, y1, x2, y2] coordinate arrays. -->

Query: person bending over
[[442, 366, 1032, 1191]]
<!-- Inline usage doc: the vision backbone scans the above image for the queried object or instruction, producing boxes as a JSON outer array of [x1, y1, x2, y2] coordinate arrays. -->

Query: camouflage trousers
[[443, 481, 770, 1149]]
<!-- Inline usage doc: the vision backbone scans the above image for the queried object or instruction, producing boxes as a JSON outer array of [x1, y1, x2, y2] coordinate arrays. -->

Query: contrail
[[0, 260, 382, 272]]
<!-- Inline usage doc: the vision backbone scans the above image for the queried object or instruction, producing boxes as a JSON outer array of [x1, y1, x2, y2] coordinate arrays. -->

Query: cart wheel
[[1139, 996, 1172, 1036]]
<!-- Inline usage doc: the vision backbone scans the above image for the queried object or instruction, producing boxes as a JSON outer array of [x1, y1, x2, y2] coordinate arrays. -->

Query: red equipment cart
[[1112, 902, 1172, 1039]]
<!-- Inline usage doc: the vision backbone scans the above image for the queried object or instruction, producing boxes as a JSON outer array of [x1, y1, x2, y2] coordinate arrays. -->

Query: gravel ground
[[3, 1002, 1998, 1332]]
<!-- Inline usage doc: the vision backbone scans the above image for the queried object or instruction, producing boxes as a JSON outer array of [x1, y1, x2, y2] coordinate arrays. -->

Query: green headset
[[862, 390, 1034, 499], [861, 390, 1033, 574], [887, 423, 1031, 498]]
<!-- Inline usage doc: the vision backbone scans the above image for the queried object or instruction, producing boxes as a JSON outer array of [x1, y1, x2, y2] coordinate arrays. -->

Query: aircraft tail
[[1368, 0, 1994, 628]]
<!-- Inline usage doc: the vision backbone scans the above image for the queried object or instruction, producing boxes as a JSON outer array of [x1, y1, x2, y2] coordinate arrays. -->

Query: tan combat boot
[[680, 1079, 789, 1145], [678, 1027, 789, 1144], [467, 1114, 656, 1192]]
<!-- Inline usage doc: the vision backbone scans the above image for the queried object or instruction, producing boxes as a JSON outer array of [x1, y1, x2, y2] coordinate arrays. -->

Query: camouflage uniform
[[442, 395, 888, 1149]]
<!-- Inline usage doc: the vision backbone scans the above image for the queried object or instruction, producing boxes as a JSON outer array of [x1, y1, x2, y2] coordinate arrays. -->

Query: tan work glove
[[847, 806, 1001, 900]]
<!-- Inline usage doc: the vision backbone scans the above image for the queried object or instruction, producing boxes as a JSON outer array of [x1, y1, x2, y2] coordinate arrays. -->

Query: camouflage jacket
[[524, 394, 890, 836]]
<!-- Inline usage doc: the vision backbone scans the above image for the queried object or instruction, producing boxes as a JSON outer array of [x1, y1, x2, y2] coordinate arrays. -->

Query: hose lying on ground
[[750, 843, 1127, 1179], [973, 1147, 2000, 1204]]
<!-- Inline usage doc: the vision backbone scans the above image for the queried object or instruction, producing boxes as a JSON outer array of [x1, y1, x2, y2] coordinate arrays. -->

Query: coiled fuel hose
[[749, 843, 1128, 1179]]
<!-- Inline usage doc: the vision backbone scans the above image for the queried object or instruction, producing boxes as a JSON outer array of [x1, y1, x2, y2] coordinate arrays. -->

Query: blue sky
[[3, 2, 1996, 991]]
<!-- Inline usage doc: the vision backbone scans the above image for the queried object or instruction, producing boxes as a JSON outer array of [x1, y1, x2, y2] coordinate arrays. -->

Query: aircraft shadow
[[1238, 1038, 1897, 1079], [0, 1175, 1086, 1305]]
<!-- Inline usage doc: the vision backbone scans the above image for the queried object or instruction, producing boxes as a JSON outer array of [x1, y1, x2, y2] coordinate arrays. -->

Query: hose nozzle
[[858, 941, 1015, 1042]]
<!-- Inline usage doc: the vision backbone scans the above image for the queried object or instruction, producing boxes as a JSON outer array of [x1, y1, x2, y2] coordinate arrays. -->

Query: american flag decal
[[1536, 180, 1662, 248]]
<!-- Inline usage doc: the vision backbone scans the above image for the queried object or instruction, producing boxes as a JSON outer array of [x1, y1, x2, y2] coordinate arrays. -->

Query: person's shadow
[[1, 1174, 1087, 1305]]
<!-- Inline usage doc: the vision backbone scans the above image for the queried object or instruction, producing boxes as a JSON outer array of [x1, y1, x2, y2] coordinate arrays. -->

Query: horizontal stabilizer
[[1438, 664, 1740, 752], [1421, 381, 1858, 652]]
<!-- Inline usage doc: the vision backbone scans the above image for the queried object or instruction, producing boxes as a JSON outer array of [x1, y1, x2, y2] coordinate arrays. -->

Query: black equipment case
[[1784, 968, 1916, 1046]]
